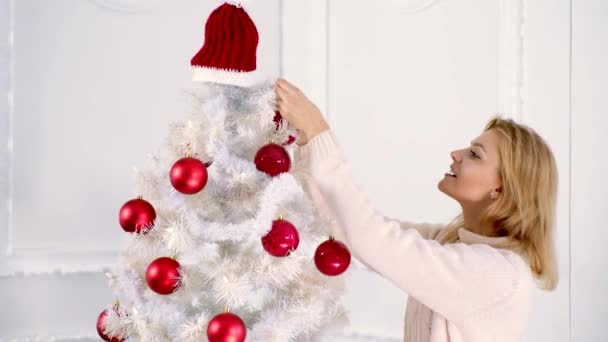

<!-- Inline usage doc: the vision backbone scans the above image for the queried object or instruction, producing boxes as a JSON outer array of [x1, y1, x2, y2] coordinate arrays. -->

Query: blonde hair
[[439, 115, 559, 291]]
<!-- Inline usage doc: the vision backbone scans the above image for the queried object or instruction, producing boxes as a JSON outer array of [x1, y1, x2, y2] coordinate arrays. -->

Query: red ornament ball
[[96, 309, 124, 342], [170, 157, 209, 194], [314, 237, 351, 276], [283, 135, 296, 146], [146, 257, 181, 295], [207, 312, 246, 342], [261, 218, 300, 257], [254, 143, 291, 177], [273, 111, 296, 146], [119, 197, 156, 234]]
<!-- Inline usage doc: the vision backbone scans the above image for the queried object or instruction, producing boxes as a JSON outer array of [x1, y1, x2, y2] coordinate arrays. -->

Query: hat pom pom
[[224, 0, 251, 9]]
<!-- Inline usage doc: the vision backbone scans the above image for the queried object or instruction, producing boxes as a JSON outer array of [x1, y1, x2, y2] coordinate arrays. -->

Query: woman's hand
[[274, 78, 330, 146]]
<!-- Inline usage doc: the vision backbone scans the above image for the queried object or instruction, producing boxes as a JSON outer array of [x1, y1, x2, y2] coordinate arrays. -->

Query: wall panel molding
[[87, 0, 163, 13], [280, 0, 329, 119], [498, 0, 525, 121], [385, 0, 443, 14], [0, 0, 14, 260], [0, 250, 118, 277]]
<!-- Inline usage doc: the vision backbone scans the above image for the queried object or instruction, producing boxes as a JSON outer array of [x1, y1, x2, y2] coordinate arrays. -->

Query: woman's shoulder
[[443, 228, 535, 284], [489, 246, 535, 295]]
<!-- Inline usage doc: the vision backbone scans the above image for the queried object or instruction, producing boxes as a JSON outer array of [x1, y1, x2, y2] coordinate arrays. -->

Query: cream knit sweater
[[291, 129, 534, 342]]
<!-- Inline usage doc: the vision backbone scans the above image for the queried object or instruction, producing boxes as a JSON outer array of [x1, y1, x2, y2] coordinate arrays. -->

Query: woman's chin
[[437, 179, 448, 193], [437, 182, 455, 199]]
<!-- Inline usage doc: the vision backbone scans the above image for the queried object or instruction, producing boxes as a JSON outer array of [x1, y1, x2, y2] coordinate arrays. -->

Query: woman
[[274, 78, 559, 342]]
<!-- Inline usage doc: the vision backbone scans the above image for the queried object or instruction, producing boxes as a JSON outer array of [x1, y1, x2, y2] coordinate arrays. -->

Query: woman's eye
[[469, 149, 478, 158]]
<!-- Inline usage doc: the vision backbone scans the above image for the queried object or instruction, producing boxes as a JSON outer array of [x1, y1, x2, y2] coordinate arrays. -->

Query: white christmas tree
[[96, 3, 353, 339]]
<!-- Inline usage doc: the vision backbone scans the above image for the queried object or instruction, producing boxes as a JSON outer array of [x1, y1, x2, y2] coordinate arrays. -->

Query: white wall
[[570, 0, 608, 340], [1, 0, 606, 341], [518, 1, 571, 340]]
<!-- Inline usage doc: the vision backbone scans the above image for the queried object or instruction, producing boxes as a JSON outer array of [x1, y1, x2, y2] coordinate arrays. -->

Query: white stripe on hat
[[224, 0, 251, 10], [192, 65, 262, 87]]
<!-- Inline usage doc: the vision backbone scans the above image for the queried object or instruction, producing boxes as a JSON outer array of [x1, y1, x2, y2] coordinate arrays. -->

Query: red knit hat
[[190, 1, 260, 86]]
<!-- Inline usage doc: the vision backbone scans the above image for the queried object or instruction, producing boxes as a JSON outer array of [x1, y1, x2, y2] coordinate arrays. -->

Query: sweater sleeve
[[292, 156, 444, 242], [290, 157, 348, 243], [385, 217, 446, 240], [294, 129, 525, 322]]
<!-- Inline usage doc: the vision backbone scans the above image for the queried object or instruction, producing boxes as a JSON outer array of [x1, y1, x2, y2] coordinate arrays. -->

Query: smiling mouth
[[445, 169, 457, 177]]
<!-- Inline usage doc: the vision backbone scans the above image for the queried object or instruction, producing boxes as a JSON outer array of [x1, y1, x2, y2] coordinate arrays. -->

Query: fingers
[[275, 99, 285, 114], [273, 78, 301, 120], [275, 78, 299, 94], [275, 78, 289, 90], [274, 82, 291, 115], [274, 88, 287, 111], [274, 96, 290, 119], [275, 83, 288, 99]]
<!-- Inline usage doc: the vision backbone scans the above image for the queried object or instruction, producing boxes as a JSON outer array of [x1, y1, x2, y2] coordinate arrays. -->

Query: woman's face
[[438, 129, 503, 207]]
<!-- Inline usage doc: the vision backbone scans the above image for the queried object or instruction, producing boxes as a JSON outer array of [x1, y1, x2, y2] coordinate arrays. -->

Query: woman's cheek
[[455, 172, 472, 195]]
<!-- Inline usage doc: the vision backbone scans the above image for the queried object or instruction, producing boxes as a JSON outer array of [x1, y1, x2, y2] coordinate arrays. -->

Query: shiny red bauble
[[119, 197, 156, 234], [170, 157, 209, 194], [207, 312, 246, 342], [314, 237, 351, 276], [273, 111, 296, 146], [261, 219, 300, 257], [96, 309, 124, 342], [254, 143, 291, 177], [145, 257, 181, 295]]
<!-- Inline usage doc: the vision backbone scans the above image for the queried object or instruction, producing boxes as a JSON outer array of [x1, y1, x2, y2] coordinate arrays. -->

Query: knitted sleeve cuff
[[294, 129, 343, 174]]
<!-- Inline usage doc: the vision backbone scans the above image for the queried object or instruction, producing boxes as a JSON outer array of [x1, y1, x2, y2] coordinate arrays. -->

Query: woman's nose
[[450, 150, 459, 162]]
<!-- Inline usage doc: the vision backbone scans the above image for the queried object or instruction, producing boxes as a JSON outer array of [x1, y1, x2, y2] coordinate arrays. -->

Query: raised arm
[[293, 149, 445, 242], [385, 217, 446, 240], [293, 129, 527, 322]]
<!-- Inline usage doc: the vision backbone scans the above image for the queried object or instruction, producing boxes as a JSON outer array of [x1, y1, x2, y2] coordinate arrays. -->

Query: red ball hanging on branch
[[314, 236, 351, 276], [207, 310, 246, 342], [261, 215, 300, 257], [170, 156, 210, 195], [254, 143, 291, 177], [119, 196, 156, 234], [146, 256, 181, 295], [96, 303, 125, 342], [273, 111, 296, 146]]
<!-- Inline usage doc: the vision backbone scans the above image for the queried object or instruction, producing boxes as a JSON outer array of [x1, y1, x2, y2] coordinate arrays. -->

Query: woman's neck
[[462, 207, 495, 237]]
